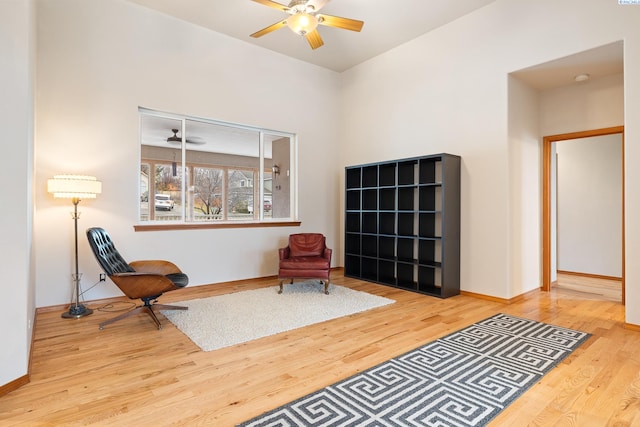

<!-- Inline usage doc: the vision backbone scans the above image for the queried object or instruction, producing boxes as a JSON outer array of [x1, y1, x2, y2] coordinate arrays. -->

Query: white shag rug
[[161, 281, 395, 352]]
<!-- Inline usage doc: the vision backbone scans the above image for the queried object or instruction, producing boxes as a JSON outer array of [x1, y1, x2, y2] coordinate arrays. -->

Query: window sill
[[134, 221, 301, 232]]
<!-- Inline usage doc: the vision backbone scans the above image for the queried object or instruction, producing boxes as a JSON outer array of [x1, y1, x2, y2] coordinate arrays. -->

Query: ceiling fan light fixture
[[287, 13, 318, 35]]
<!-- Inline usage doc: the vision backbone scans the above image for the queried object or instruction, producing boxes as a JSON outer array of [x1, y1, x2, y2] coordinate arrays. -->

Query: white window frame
[[137, 108, 298, 229]]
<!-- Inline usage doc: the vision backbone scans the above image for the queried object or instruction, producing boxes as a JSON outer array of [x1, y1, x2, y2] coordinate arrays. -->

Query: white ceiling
[[126, 0, 497, 72], [512, 41, 624, 91], [125, 1, 624, 90]]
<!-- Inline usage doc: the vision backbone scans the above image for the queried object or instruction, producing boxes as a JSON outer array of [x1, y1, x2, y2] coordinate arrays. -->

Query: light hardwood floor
[[554, 272, 623, 302], [1, 273, 638, 426]]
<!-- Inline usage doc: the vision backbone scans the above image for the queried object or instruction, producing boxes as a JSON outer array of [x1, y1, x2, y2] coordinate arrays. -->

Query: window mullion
[[181, 119, 187, 222], [259, 132, 264, 221]]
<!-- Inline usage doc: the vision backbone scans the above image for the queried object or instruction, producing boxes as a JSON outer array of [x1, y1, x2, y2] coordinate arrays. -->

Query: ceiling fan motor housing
[[288, 0, 314, 14], [167, 129, 180, 142]]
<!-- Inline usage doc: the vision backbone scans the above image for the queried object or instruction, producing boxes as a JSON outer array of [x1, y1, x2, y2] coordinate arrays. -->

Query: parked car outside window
[[155, 194, 174, 211], [248, 199, 272, 213]]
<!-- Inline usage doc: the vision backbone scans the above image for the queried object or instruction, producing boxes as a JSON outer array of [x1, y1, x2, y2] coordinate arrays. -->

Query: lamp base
[[61, 304, 93, 319]]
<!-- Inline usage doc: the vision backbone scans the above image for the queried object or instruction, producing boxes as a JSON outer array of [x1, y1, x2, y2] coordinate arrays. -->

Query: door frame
[[542, 126, 625, 303]]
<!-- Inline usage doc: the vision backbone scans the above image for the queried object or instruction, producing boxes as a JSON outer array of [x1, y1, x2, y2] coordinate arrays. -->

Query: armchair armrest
[[112, 272, 149, 277], [279, 247, 291, 260], [323, 247, 332, 262], [129, 260, 182, 275]]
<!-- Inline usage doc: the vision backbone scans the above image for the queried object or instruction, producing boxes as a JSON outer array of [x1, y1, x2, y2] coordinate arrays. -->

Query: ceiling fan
[[250, 0, 364, 50], [166, 129, 205, 145]]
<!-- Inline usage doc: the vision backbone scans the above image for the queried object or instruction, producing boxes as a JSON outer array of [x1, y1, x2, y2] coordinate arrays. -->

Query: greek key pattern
[[239, 314, 589, 427]]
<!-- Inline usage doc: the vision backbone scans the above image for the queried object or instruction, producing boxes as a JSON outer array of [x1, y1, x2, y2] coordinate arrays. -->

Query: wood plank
[[0, 273, 635, 426], [555, 272, 622, 302]]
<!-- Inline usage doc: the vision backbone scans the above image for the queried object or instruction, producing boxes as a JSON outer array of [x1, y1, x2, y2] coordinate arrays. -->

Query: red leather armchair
[[278, 233, 332, 294]]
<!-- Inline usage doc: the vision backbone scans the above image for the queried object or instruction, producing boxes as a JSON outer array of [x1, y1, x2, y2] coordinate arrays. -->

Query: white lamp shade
[[48, 175, 102, 199], [287, 13, 318, 35]]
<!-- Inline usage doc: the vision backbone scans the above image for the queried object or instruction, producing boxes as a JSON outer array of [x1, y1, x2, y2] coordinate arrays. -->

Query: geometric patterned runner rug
[[237, 313, 590, 427]]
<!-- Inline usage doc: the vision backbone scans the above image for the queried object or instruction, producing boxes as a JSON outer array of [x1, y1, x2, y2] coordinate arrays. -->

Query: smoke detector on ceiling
[[574, 73, 590, 82]]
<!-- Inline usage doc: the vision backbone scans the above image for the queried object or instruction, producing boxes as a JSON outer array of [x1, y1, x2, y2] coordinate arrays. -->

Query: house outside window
[[139, 109, 295, 224]]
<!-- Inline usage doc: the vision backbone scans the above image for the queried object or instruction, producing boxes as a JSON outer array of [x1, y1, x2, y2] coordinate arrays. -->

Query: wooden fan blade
[[251, 0, 289, 12], [250, 20, 287, 38], [317, 14, 364, 32], [305, 29, 324, 49]]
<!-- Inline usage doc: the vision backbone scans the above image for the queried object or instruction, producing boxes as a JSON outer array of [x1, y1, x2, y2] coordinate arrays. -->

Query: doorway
[[542, 126, 625, 303]]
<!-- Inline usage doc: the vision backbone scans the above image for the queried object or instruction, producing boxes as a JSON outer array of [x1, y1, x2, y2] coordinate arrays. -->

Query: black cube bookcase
[[344, 153, 460, 298]]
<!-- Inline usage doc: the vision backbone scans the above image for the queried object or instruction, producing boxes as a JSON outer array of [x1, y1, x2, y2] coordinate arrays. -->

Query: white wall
[[0, 0, 35, 387], [508, 77, 541, 298], [540, 74, 625, 136], [340, 0, 640, 326], [35, 0, 342, 307], [556, 135, 622, 277]]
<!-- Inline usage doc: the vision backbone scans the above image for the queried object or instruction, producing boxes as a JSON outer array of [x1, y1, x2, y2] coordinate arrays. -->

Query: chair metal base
[[99, 301, 187, 330]]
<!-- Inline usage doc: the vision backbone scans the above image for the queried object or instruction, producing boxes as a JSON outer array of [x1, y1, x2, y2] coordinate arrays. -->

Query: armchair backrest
[[288, 233, 326, 257], [86, 227, 135, 276]]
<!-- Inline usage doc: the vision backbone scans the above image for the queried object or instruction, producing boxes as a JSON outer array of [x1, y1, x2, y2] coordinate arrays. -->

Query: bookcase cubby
[[344, 153, 460, 298]]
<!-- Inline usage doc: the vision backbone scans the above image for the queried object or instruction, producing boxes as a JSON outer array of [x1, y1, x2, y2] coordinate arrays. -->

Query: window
[[139, 109, 295, 225]]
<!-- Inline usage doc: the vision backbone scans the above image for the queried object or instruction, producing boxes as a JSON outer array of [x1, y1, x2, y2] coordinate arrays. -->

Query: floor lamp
[[48, 174, 102, 319]]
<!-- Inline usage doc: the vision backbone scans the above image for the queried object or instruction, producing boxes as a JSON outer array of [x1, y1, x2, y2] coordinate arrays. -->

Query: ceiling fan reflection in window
[[250, 0, 364, 50], [166, 129, 205, 145]]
